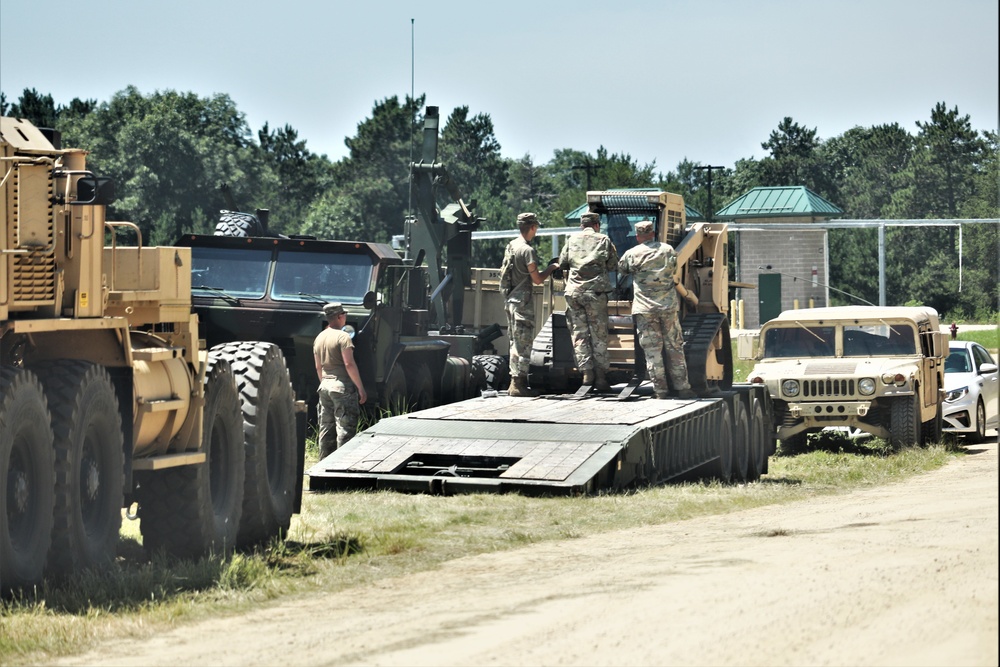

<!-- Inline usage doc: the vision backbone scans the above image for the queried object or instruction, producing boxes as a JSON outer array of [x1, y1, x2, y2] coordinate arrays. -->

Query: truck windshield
[[191, 247, 271, 298], [271, 250, 374, 304], [843, 323, 915, 356], [762, 326, 835, 358]]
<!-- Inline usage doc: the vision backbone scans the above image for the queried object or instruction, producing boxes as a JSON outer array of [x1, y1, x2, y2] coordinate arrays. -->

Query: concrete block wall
[[735, 227, 828, 328]]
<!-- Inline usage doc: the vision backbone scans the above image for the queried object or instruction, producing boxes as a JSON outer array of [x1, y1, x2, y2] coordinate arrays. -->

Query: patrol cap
[[322, 302, 346, 317], [580, 212, 600, 226], [634, 220, 654, 235], [517, 212, 541, 229]]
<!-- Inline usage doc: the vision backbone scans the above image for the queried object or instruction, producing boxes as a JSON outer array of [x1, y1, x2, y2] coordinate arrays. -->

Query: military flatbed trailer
[[308, 385, 775, 495]]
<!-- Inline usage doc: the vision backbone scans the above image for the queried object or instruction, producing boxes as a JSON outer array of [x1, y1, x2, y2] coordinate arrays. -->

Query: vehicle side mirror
[[362, 290, 377, 310], [980, 362, 998, 375], [737, 333, 759, 360]]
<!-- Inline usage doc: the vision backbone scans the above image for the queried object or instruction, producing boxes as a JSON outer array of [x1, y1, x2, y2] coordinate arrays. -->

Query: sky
[[1, 0, 997, 173]]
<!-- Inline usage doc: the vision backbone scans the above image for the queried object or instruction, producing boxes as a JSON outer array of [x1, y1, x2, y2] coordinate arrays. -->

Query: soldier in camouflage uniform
[[617, 220, 696, 400], [500, 212, 558, 397], [313, 302, 368, 457], [558, 211, 619, 392]]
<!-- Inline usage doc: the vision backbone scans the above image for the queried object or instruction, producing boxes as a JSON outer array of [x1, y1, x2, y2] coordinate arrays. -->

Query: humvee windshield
[[763, 326, 835, 358], [842, 323, 915, 356], [190, 247, 375, 304]]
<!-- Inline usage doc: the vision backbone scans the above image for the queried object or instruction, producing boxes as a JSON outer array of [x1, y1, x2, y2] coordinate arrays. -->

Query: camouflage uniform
[[617, 224, 692, 397], [558, 215, 619, 375], [501, 235, 540, 378], [314, 309, 360, 457]]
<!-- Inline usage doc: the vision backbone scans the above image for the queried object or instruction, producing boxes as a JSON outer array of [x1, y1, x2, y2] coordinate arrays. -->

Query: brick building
[[715, 186, 843, 328]]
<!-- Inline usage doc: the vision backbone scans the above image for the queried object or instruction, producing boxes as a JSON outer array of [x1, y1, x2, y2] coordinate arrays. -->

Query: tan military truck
[[737, 306, 947, 448]]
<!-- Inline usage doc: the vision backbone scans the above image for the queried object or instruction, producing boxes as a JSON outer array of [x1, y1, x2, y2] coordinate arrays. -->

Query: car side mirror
[[980, 362, 998, 375], [362, 290, 377, 310]]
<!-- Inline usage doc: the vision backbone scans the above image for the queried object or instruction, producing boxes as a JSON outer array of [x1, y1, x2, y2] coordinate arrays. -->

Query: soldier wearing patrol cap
[[617, 220, 696, 399], [498, 212, 558, 396], [313, 302, 367, 457], [558, 210, 619, 392]]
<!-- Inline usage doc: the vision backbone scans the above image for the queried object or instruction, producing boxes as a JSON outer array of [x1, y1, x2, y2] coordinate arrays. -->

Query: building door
[[759, 273, 782, 324]]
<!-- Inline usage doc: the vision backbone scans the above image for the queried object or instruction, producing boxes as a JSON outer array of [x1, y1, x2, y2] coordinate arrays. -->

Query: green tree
[[257, 122, 332, 234]]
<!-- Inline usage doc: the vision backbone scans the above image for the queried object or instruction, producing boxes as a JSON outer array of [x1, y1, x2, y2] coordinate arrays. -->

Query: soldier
[[617, 220, 696, 400], [500, 212, 558, 397], [558, 211, 619, 392], [313, 302, 368, 457]]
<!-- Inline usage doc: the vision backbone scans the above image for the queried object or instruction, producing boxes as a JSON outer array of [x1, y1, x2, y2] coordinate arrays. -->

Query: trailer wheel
[[214, 210, 263, 237], [1, 367, 55, 590], [747, 398, 767, 481], [227, 342, 297, 548], [137, 354, 245, 558], [890, 393, 920, 449], [710, 402, 733, 483], [472, 355, 509, 392], [730, 398, 750, 483], [921, 402, 943, 446], [36, 361, 123, 575]]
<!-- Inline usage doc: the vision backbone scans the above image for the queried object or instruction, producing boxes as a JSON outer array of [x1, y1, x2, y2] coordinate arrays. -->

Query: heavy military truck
[[175, 233, 496, 419], [738, 306, 947, 448], [310, 191, 777, 495], [0, 117, 304, 591]]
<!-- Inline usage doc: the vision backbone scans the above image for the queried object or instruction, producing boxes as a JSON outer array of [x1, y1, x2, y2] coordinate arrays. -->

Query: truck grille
[[802, 379, 855, 397]]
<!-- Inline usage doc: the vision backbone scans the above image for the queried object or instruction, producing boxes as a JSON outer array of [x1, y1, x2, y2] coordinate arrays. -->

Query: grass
[[1, 440, 958, 666]]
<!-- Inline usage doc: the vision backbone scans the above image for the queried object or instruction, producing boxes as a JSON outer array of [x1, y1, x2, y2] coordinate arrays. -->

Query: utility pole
[[572, 159, 603, 192], [693, 165, 725, 221]]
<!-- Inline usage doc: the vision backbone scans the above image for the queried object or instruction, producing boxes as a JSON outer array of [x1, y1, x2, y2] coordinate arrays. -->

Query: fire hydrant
[[949, 322, 958, 339]]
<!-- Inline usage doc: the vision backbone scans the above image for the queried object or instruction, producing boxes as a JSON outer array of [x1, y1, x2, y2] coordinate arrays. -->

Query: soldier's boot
[[581, 369, 595, 388], [594, 368, 612, 393], [508, 375, 538, 397], [654, 391, 671, 400], [676, 388, 698, 400]]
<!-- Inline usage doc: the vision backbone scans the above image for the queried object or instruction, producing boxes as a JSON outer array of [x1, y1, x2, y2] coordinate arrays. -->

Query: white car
[[943, 341, 999, 441]]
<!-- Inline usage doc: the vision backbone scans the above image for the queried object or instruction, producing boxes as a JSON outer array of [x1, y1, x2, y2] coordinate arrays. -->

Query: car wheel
[[967, 399, 986, 443]]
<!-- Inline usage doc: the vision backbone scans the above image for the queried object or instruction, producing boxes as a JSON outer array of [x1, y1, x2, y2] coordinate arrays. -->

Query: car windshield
[[945, 349, 972, 373], [191, 247, 271, 298], [762, 326, 835, 358], [271, 250, 374, 304], [843, 323, 915, 356]]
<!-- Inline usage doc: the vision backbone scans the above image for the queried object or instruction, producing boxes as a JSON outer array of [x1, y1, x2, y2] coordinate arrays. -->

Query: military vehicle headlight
[[881, 372, 906, 387], [781, 380, 800, 397], [858, 378, 876, 395]]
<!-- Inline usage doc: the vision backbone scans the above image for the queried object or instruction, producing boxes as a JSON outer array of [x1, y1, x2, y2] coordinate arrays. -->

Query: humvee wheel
[[890, 393, 921, 449], [226, 342, 297, 548], [921, 402, 943, 446], [1, 367, 55, 590], [36, 361, 123, 575]]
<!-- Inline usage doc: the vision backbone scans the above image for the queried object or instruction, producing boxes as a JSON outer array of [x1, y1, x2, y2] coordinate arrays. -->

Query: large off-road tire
[[383, 365, 409, 415], [1, 367, 55, 590], [223, 342, 297, 548], [747, 397, 768, 481], [921, 402, 944, 446], [214, 210, 263, 238], [890, 393, 921, 449], [730, 397, 751, 484], [472, 354, 509, 392], [709, 402, 733, 483], [967, 399, 987, 443], [137, 353, 245, 558], [35, 361, 123, 575]]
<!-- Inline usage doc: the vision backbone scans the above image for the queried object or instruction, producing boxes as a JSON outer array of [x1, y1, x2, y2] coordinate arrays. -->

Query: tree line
[[2, 87, 997, 320]]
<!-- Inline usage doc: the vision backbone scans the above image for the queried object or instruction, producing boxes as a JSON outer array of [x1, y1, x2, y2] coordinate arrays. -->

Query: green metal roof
[[714, 186, 843, 220], [565, 189, 704, 223]]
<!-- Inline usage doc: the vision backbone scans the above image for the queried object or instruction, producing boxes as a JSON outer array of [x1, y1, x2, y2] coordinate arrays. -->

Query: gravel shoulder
[[59, 441, 998, 667]]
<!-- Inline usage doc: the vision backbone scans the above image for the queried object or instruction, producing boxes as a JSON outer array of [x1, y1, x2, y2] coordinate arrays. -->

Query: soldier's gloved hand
[[548, 258, 563, 280]]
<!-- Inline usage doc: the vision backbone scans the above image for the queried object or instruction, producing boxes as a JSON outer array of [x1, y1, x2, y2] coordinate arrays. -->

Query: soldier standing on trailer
[[617, 220, 696, 400], [314, 302, 367, 457], [558, 210, 619, 392], [499, 212, 558, 397]]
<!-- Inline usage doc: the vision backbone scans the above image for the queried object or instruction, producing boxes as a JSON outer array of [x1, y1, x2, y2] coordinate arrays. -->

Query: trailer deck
[[307, 390, 770, 495]]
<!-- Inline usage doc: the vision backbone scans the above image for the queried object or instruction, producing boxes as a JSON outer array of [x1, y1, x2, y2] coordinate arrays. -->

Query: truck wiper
[[295, 292, 328, 304], [193, 285, 240, 305]]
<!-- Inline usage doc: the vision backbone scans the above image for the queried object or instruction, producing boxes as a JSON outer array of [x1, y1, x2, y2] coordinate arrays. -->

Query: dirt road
[[61, 442, 998, 667]]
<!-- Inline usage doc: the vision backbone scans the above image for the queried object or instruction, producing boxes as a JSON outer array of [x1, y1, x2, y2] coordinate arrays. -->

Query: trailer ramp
[[308, 394, 732, 495]]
